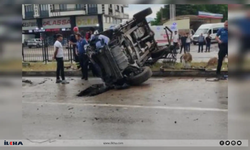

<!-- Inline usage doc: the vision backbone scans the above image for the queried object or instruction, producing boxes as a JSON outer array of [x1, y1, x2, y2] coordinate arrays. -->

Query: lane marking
[[22, 101, 228, 112]]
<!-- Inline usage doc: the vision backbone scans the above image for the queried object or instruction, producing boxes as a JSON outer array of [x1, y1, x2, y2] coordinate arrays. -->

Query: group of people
[[53, 21, 228, 83], [173, 31, 192, 54], [172, 31, 212, 53], [197, 33, 212, 53], [53, 26, 110, 84]]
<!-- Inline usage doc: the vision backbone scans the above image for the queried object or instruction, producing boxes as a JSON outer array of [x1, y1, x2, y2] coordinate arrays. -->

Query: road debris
[[22, 79, 33, 84], [77, 84, 110, 97]]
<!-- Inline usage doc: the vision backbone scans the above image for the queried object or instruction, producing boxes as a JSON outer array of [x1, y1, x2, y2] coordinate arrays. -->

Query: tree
[[151, 11, 162, 25], [150, 4, 228, 25]]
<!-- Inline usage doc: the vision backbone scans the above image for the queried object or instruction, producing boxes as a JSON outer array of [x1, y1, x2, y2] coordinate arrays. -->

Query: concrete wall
[[104, 5, 109, 15], [22, 5, 25, 19], [67, 4, 75, 9]]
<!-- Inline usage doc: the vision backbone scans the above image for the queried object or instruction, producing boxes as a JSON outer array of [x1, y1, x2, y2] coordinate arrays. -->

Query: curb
[[22, 71, 227, 77]]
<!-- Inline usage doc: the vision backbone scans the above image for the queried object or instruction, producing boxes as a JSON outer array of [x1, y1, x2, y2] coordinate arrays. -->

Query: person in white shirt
[[173, 31, 180, 53], [53, 34, 69, 84], [186, 32, 193, 52]]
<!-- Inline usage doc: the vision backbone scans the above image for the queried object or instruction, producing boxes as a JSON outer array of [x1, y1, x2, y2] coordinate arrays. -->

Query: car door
[[211, 28, 220, 41]]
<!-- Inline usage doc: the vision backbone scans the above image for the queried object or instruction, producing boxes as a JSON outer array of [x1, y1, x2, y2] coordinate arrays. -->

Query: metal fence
[[22, 36, 74, 64]]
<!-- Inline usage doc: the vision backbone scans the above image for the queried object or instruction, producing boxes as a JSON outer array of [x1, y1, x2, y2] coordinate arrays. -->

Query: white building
[[22, 4, 129, 33]]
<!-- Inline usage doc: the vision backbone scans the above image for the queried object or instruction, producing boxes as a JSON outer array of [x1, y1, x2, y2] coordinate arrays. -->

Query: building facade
[[22, 4, 129, 45]]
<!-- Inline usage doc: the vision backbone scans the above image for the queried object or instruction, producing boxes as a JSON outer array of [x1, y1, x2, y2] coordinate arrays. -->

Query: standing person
[[85, 31, 91, 41], [173, 31, 180, 53], [216, 21, 228, 79], [75, 33, 89, 80], [205, 33, 212, 52], [53, 34, 69, 84], [89, 27, 99, 41], [186, 32, 192, 52], [69, 26, 80, 69], [198, 33, 205, 53], [180, 33, 187, 54]]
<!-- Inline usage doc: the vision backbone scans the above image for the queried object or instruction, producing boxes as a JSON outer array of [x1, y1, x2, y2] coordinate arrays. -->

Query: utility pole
[[169, 4, 176, 21]]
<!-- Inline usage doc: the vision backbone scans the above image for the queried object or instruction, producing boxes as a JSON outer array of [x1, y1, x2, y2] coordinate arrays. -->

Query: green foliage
[[151, 4, 228, 25]]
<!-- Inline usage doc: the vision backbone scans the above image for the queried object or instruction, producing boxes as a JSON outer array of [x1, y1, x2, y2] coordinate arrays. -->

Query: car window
[[195, 29, 209, 35], [208, 29, 212, 34], [213, 28, 220, 34]]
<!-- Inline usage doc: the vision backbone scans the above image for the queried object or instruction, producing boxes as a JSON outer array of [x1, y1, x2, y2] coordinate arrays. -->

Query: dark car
[[86, 8, 172, 88]]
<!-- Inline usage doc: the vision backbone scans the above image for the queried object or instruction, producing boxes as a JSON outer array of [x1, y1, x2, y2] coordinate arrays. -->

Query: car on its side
[[86, 8, 173, 88]]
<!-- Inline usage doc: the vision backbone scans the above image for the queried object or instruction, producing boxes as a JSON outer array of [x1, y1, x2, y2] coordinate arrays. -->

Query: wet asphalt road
[[22, 77, 228, 140]]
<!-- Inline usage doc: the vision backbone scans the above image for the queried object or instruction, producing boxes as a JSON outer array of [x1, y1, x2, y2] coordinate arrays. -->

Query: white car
[[27, 39, 43, 48], [192, 23, 224, 45]]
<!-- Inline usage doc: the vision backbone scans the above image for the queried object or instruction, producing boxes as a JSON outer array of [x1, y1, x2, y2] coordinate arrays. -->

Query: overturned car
[[79, 8, 174, 96]]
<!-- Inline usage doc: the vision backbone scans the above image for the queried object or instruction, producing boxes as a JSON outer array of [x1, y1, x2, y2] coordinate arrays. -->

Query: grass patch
[[0, 60, 22, 71], [22, 62, 75, 71]]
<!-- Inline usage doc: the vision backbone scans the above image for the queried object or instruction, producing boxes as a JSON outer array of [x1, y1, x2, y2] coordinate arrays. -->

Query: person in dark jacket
[[216, 21, 228, 80], [180, 33, 187, 54], [75, 33, 89, 80], [205, 33, 212, 52]]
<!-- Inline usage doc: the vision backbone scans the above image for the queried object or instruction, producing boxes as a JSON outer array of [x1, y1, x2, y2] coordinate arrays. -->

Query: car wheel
[[133, 8, 152, 20], [193, 42, 197, 45], [28, 46, 32, 48], [127, 67, 152, 86], [151, 46, 169, 58]]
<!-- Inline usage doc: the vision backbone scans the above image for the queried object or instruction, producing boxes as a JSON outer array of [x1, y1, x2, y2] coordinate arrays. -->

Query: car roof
[[199, 23, 224, 28]]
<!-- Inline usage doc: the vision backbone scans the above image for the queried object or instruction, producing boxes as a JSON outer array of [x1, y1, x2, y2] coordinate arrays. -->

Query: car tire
[[28, 46, 32, 48], [133, 8, 152, 20], [127, 67, 152, 86], [151, 46, 169, 58], [193, 42, 197, 45]]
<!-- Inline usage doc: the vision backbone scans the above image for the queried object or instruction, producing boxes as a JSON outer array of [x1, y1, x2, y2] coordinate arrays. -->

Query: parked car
[[27, 38, 43, 48], [86, 8, 173, 88], [192, 23, 224, 45]]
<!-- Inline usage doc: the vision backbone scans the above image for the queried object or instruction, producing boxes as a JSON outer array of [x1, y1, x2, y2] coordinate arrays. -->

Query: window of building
[[25, 5, 33, 12], [121, 6, 123, 13], [59, 4, 67, 11], [40, 4, 48, 11], [88, 4, 97, 14], [76, 4, 84, 10], [116, 5, 119, 11], [50, 4, 55, 12]]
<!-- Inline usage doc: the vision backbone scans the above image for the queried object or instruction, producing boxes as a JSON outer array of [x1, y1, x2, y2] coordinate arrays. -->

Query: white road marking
[[22, 101, 227, 112]]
